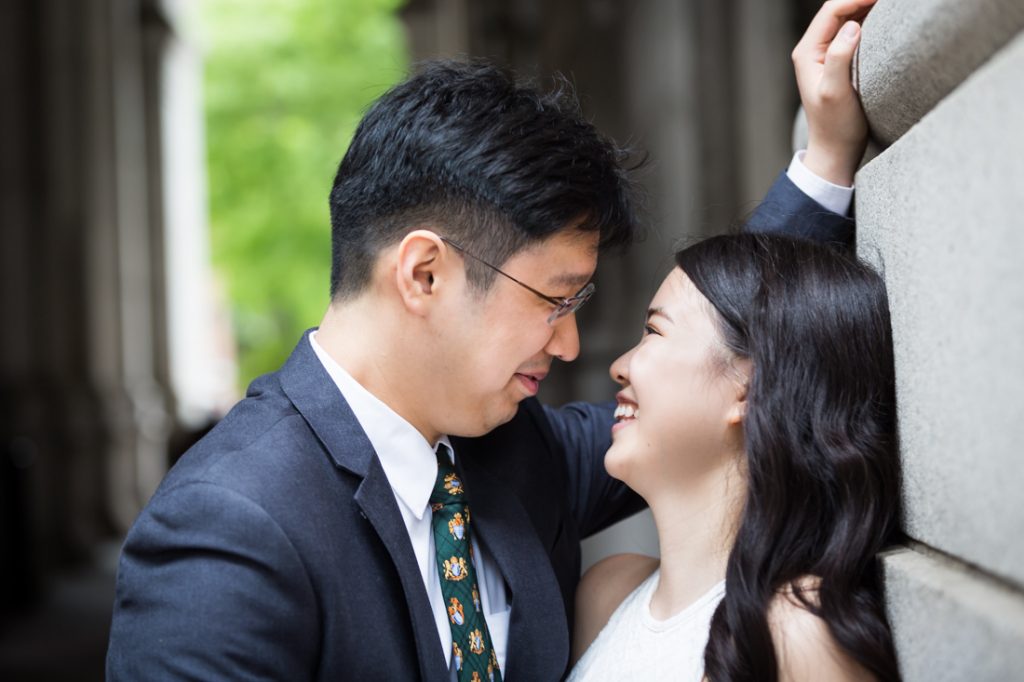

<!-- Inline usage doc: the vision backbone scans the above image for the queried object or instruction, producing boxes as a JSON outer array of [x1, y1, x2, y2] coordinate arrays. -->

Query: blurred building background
[[1, 0, 1021, 680]]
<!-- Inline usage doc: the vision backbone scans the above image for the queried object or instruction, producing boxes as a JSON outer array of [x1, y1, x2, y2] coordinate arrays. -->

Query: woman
[[568, 233, 901, 681]]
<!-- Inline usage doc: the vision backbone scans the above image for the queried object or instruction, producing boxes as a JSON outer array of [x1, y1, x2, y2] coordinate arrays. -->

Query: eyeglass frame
[[440, 237, 596, 325]]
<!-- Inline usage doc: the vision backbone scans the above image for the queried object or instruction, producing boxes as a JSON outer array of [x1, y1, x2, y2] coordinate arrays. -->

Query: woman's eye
[[643, 324, 660, 337]]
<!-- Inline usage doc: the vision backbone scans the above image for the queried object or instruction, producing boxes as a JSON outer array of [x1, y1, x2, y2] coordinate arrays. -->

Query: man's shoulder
[[125, 387, 364, 580], [154, 374, 351, 519]]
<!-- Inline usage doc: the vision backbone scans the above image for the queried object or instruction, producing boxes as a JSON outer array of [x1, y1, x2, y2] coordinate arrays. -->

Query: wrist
[[803, 141, 861, 187]]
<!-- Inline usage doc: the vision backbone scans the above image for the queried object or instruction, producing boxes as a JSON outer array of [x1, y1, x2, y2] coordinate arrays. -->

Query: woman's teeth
[[614, 404, 638, 420]]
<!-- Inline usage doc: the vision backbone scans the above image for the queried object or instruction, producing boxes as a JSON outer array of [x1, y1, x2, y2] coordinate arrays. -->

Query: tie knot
[[430, 444, 466, 507]]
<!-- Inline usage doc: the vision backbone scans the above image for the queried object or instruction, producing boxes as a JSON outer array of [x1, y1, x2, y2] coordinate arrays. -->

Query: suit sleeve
[[743, 171, 854, 247], [106, 482, 319, 680], [542, 401, 646, 539]]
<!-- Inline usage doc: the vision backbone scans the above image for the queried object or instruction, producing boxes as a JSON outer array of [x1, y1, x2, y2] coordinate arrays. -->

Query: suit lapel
[[355, 460, 449, 679], [457, 455, 570, 681], [279, 330, 448, 680]]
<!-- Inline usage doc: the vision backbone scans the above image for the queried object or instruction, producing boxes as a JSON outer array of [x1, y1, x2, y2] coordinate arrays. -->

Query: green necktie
[[431, 444, 503, 682]]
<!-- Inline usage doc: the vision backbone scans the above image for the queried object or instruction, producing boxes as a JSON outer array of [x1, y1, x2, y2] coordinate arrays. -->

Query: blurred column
[[0, 0, 184, 613], [402, 0, 470, 58], [83, 0, 172, 533], [152, 1, 238, 444]]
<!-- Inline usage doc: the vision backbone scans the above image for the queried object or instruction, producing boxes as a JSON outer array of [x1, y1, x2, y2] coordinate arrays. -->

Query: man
[[107, 3, 872, 678]]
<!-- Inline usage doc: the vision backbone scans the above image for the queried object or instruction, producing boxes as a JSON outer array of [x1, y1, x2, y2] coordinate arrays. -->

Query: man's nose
[[546, 311, 581, 362]]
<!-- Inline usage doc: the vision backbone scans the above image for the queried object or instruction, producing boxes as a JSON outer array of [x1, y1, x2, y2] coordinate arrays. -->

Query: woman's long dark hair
[[676, 234, 901, 681]]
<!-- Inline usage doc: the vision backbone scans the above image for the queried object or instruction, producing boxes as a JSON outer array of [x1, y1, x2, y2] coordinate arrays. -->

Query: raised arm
[[746, 0, 876, 247]]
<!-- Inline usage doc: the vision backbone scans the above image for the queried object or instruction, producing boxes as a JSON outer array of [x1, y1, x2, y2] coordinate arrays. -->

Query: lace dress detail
[[568, 569, 725, 681]]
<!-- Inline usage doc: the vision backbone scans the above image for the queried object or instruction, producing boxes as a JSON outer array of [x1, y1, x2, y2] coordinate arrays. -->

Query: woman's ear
[[395, 229, 448, 316], [726, 396, 747, 426], [726, 358, 752, 426]]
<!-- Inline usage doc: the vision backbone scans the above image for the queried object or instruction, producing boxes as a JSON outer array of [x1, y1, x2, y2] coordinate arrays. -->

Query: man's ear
[[395, 229, 451, 316]]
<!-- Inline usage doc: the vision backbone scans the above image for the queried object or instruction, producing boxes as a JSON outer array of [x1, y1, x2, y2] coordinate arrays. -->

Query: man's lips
[[515, 371, 547, 396]]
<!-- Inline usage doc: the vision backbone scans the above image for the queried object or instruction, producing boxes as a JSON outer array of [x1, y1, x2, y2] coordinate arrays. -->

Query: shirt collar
[[309, 330, 450, 520]]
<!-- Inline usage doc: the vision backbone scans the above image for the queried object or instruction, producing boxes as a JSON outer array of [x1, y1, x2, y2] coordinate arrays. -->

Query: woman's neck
[[645, 462, 744, 620]]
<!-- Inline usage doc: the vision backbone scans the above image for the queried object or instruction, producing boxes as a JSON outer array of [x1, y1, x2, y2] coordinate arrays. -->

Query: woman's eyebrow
[[647, 306, 673, 323]]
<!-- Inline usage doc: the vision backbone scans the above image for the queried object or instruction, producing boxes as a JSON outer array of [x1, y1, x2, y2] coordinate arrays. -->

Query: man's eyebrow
[[546, 272, 592, 289], [647, 306, 673, 323]]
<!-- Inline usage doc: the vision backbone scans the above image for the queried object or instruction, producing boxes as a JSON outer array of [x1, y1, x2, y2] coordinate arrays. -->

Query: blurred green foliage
[[201, 0, 408, 387]]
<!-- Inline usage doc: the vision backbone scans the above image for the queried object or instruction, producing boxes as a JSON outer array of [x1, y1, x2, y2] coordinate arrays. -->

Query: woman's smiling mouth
[[612, 398, 638, 434]]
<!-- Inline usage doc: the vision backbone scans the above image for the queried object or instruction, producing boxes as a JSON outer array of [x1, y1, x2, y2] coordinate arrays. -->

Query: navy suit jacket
[[106, 173, 851, 680]]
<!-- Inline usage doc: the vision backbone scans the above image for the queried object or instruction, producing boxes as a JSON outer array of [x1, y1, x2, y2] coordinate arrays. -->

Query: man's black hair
[[327, 59, 640, 299]]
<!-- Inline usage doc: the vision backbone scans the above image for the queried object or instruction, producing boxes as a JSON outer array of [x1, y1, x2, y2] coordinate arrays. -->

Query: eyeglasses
[[440, 237, 596, 325]]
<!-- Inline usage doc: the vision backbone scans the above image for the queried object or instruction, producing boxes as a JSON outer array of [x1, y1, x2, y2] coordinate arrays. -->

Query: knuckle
[[818, 85, 843, 103]]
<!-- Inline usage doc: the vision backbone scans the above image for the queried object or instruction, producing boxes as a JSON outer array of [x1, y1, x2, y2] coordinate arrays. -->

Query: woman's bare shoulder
[[768, 577, 877, 682], [571, 553, 660, 665]]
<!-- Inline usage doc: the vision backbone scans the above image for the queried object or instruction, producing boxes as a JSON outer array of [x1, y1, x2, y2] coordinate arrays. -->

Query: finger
[[800, 0, 871, 53], [821, 21, 861, 98], [795, 0, 876, 58]]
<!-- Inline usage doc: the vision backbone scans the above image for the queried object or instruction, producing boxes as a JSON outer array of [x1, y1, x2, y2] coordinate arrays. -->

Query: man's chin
[[454, 400, 522, 439]]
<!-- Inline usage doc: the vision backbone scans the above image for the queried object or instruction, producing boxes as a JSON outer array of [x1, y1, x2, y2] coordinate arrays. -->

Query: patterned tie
[[431, 444, 503, 682]]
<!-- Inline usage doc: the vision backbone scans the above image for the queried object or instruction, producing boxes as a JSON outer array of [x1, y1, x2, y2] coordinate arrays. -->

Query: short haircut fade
[[328, 59, 640, 299]]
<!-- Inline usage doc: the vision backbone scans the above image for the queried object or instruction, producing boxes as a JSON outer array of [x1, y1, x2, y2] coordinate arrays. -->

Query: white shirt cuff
[[786, 150, 854, 217]]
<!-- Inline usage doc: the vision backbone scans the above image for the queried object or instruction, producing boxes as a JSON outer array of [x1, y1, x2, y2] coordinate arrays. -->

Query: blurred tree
[[201, 0, 408, 386]]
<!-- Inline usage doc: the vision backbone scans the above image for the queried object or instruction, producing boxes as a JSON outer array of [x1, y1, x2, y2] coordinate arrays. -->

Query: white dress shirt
[[787, 149, 855, 216], [309, 332, 510, 678]]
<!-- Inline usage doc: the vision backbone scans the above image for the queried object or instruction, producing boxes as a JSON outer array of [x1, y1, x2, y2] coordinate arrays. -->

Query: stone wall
[[853, 1, 1024, 678]]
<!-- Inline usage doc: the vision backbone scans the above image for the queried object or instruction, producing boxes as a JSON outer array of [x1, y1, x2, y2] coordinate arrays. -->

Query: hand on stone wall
[[792, 0, 876, 186]]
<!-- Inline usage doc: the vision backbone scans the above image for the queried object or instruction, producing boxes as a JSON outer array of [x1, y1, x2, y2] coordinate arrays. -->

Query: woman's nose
[[609, 346, 634, 386]]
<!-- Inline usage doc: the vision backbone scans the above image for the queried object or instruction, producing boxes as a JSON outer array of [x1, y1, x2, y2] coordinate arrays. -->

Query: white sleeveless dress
[[567, 570, 726, 681]]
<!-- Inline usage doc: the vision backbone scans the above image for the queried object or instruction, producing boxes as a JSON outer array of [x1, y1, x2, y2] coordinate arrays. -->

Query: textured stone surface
[[883, 547, 1024, 681], [857, 33, 1024, 586], [857, 0, 1024, 146]]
